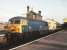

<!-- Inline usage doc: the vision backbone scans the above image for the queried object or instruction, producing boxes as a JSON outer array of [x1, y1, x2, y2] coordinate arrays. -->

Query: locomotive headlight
[[9, 24, 20, 33]]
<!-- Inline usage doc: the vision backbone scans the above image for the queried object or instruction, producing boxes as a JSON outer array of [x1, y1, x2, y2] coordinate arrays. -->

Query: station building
[[0, 23, 7, 31], [26, 6, 42, 20]]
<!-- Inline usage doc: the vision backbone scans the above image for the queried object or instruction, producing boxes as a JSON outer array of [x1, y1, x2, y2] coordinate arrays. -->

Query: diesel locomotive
[[7, 16, 49, 34], [3, 16, 48, 43]]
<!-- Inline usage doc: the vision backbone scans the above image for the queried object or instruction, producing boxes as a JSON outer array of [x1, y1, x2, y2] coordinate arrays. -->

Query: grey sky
[[0, 0, 67, 23]]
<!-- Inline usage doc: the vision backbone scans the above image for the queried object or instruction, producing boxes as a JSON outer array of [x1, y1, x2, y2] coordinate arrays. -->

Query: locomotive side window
[[41, 22, 48, 26]]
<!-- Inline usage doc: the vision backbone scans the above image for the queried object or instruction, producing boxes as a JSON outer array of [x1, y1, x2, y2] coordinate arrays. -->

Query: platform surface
[[10, 30, 67, 50]]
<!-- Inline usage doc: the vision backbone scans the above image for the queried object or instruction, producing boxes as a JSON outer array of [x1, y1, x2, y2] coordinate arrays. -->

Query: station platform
[[10, 30, 67, 50]]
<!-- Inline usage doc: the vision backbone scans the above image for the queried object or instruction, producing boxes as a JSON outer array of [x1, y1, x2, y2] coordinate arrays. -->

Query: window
[[14, 20, 20, 24], [9, 21, 14, 24]]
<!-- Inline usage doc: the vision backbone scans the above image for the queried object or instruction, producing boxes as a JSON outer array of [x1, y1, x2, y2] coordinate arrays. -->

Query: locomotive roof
[[9, 16, 47, 23], [9, 16, 26, 21]]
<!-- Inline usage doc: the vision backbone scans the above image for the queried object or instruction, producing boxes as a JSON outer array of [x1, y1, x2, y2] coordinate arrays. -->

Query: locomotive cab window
[[14, 20, 20, 24], [9, 20, 14, 24]]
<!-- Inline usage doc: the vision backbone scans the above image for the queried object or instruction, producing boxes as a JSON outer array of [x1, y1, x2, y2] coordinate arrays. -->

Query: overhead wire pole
[[20, 0, 31, 17]]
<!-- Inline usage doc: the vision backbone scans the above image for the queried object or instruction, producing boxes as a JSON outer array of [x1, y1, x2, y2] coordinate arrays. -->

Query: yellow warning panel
[[64, 18, 67, 22]]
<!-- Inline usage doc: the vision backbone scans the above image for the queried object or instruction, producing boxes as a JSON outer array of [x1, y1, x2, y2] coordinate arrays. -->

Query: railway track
[[0, 29, 62, 50]]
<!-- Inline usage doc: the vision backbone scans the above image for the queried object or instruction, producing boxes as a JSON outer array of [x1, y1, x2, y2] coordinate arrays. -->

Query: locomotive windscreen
[[14, 20, 20, 24], [9, 19, 20, 24]]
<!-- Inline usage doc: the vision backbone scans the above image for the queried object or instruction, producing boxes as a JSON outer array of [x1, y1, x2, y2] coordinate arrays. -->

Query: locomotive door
[[22, 26, 28, 33]]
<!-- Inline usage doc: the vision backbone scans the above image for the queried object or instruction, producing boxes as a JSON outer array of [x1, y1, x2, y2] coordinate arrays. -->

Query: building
[[0, 23, 7, 31], [26, 6, 42, 20]]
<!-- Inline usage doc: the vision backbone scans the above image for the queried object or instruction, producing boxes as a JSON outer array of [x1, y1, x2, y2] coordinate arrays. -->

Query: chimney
[[38, 11, 41, 16], [27, 6, 29, 13]]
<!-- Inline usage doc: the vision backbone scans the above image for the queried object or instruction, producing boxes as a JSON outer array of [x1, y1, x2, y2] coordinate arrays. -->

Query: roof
[[9, 16, 47, 23], [9, 16, 26, 21]]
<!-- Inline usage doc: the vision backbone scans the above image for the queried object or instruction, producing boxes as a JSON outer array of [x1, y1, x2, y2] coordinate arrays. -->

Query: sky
[[0, 0, 67, 24]]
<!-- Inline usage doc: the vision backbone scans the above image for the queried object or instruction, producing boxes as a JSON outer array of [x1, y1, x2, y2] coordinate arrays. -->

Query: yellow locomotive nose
[[9, 24, 19, 33]]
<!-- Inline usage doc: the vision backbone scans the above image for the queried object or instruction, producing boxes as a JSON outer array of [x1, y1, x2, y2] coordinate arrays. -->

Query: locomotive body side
[[28, 20, 40, 32], [28, 19, 49, 35]]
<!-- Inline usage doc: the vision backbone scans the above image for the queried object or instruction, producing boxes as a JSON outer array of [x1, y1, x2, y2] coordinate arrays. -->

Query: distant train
[[62, 18, 67, 29]]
